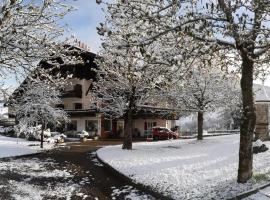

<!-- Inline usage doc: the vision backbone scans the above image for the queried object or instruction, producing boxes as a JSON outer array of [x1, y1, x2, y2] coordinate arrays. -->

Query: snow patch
[[10, 180, 79, 200], [111, 185, 154, 200], [0, 135, 54, 158], [98, 135, 270, 199], [0, 157, 83, 200]]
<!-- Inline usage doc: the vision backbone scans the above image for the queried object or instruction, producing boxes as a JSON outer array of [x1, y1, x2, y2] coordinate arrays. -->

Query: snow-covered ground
[[97, 135, 270, 200], [0, 150, 154, 200], [0, 135, 54, 158], [0, 157, 81, 200], [244, 186, 270, 200]]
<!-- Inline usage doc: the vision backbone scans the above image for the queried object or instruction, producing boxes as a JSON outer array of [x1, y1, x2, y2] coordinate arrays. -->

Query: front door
[[117, 121, 124, 137]]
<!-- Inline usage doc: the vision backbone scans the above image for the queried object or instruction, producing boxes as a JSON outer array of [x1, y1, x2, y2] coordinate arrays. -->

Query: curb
[[0, 147, 59, 161], [228, 182, 270, 200], [96, 151, 173, 200], [180, 133, 239, 140], [204, 132, 239, 138], [0, 152, 44, 161]]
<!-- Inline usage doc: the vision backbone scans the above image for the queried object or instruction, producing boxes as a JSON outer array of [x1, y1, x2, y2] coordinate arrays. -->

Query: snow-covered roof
[[254, 84, 270, 102], [8, 46, 98, 105], [40, 46, 98, 80]]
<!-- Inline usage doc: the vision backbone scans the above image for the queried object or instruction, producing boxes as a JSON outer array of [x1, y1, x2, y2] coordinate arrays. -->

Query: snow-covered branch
[[0, 0, 74, 78]]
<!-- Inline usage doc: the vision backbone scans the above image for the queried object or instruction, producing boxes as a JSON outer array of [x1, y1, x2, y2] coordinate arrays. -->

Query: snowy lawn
[[97, 135, 270, 200], [0, 135, 54, 158]]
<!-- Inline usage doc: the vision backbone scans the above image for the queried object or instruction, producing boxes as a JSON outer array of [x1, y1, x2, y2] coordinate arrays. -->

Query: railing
[[207, 130, 240, 134], [64, 109, 97, 112], [0, 118, 16, 126]]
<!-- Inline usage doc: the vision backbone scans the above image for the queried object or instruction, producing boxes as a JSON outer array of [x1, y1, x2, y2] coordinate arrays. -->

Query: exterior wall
[[255, 103, 269, 141], [166, 120, 176, 129], [59, 78, 178, 138], [61, 79, 93, 109], [62, 98, 82, 110], [116, 120, 125, 137], [68, 116, 101, 136], [133, 118, 167, 137]]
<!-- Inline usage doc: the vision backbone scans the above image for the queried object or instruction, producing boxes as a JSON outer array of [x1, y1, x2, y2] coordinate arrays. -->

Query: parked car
[[152, 127, 179, 140]]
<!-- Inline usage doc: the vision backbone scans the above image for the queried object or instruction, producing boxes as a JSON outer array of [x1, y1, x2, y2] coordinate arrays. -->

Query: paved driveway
[[0, 140, 155, 200]]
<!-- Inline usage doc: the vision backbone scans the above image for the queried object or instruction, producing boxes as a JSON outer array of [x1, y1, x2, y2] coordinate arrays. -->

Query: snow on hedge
[[0, 135, 53, 158], [97, 135, 270, 199]]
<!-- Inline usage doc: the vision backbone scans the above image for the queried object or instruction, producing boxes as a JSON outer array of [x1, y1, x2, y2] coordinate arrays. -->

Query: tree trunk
[[237, 54, 256, 183], [122, 87, 136, 150], [122, 109, 133, 150], [197, 111, 203, 140], [40, 124, 44, 149]]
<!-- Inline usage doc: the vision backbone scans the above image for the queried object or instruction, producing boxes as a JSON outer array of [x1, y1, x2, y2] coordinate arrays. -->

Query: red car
[[152, 127, 179, 140]]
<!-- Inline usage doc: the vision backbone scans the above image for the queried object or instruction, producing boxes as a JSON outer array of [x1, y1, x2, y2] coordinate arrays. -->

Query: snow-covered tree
[[0, 0, 73, 78], [97, 0, 270, 182], [169, 59, 239, 140], [97, 0, 270, 183], [169, 0, 270, 184], [94, 1, 178, 150], [14, 78, 68, 148], [179, 109, 240, 132]]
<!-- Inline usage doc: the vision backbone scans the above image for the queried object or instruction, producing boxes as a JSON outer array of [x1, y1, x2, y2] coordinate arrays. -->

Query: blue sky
[[64, 0, 104, 53], [62, 1, 270, 86], [3, 0, 270, 87]]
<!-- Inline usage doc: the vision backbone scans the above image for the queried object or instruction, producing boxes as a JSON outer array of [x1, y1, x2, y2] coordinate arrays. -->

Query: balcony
[[61, 84, 82, 98], [64, 109, 97, 117]]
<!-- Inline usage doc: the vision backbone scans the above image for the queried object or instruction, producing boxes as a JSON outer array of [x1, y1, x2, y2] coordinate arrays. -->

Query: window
[[74, 84, 82, 91], [74, 103, 82, 110], [144, 122, 157, 131], [67, 120, 77, 131], [63, 84, 82, 98], [144, 121, 157, 136], [160, 128, 170, 132], [104, 119, 112, 131], [85, 120, 98, 134]]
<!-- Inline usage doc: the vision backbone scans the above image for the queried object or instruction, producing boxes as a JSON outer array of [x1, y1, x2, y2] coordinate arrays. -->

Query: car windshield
[[155, 128, 171, 132]]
